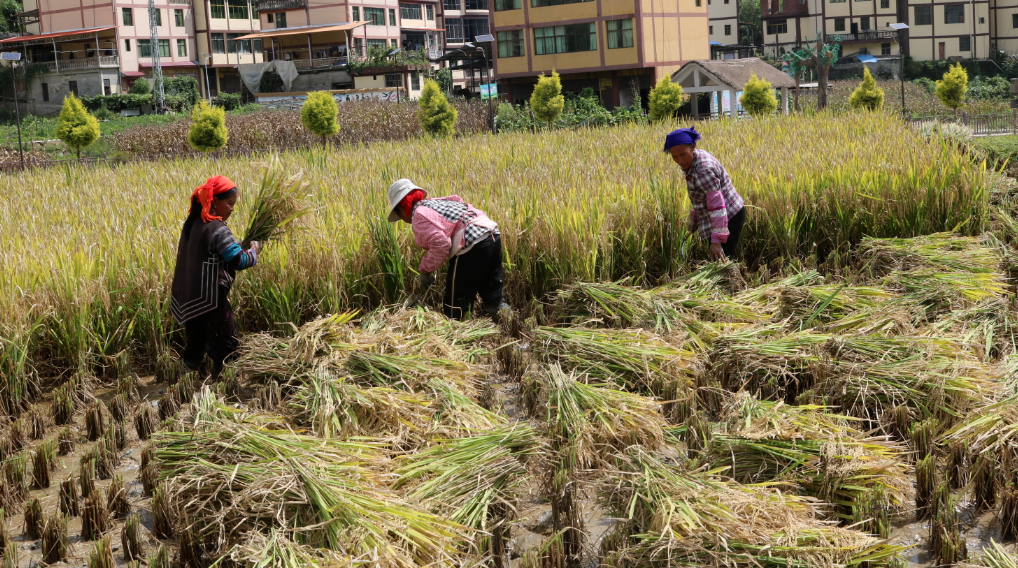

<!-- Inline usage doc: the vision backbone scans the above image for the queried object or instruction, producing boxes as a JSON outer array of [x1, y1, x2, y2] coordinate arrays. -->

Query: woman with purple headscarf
[[663, 126, 746, 260]]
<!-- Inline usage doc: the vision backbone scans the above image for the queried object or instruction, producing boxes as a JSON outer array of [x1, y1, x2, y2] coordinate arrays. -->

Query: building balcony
[[836, 30, 898, 43], [252, 0, 307, 12], [42, 55, 119, 72]]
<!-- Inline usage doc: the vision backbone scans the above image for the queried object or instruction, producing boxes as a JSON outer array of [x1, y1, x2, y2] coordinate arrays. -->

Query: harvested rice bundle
[[425, 378, 507, 437], [288, 367, 433, 442], [776, 285, 897, 330], [286, 311, 365, 363], [360, 306, 499, 349], [928, 297, 1018, 361], [234, 332, 306, 384], [536, 366, 666, 469], [228, 530, 352, 568], [856, 233, 1000, 276], [719, 394, 858, 440], [393, 426, 540, 531], [944, 398, 1018, 458], [884, 270, 1007, 313], [733, 270, 826, 309], [240, 156, 313, 249], [154, 417, 466, 566], [534, 327, 697, 396], [672, 260, 747, 297], [710, 329, 831, 401], [344, 350, 482, 395], [600, 448, 904, 568]]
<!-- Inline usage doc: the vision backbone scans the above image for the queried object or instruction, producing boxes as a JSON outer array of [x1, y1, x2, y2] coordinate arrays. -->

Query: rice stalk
[[426, 378, 507, 438], [857, 233, 1000, 276], [88, 535, 115, 568], [975, 540, 1018, 568], [22, 497, 42, 539], [2, 539, 14, 568], [31, 446, 50, 489], [26, 408, 44, 439], [155, 353, 183, 384], [344, 350, 482, 395], [227, 529, 352, 568], [85, 401, 109, 441], [107, 393, 128, 424], [150, 485, 173, 539], [149, 545, 170, 568], [135, 405, 157, 441], [240, 156, 313, 248], [1, 451, 27, 510], [0, 509, 8, 555], [58, 427, 76, 455], [82, 487, 111, 540], [116, 374, 139, 403], [122, 514, 143, 561], [59, 477, 79, 517], [916, 455, 937, 520], [107, 474, 130, 518], [51, 383, 75, 425], [949, 440, 970, 490], [909, 418, 938, 460], [931, 484, 967, 566], [40, 513, 69, 564]]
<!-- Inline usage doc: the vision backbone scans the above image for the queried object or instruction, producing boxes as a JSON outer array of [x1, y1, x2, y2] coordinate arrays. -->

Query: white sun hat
[[387, 178, 428, 222]]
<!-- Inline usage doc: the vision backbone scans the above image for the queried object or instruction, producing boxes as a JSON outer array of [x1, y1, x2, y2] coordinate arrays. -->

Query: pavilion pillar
[[729, 89, 737, 119], [782, 86, 789, 115], [691, 92, 699, 118]]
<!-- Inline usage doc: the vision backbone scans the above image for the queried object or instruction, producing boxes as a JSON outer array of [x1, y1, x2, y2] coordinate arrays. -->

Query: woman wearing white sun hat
[[386, 178, 509, 320]]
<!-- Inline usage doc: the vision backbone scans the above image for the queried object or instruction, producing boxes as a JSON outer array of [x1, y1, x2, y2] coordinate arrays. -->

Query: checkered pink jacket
[[412, 196, 499, 274], [683, 149, 744, 244]]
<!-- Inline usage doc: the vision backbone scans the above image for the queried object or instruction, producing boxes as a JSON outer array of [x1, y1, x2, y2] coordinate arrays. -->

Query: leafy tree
[[936, 63, 968, 112], [849, 66, 884, 111], [0, 0, 21, 33], [795, 35, 841, 110], [129, 79, 151, 95], [739, 73, 778, 116], [648, 76, 683, 122], [55, 92, 100, 160], [530, 70, 564, 129], [738, 0, 761, 45], [782, 48, 811, 111], [434, 68, 453, 95], [418, 79, 457, 137], [188, 100, 228, 152], [300, 90, 339, 144]]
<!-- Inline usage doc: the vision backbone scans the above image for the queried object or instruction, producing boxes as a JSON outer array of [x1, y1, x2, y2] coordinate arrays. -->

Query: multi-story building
[[708, 0, 740, 45], [759, 0, 992, 62], [3, 0, 262, 112], [490, 0, 710, 108]]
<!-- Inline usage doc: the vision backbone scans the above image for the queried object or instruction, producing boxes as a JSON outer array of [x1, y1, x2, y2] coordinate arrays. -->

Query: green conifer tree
[[849, 66, 885, 111], [55, 92, 100, 160], [530, 70, 564, 129], [418, 79, 458, 137], [187, 100, 228, 152], [300, 91, 340, 145], [739, 73, 778, 116], [648, 76, 684, 122], [936, 63, 968, 112]]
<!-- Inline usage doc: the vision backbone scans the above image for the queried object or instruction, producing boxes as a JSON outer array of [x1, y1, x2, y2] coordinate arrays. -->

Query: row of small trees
[[845, 62, 970, 113]]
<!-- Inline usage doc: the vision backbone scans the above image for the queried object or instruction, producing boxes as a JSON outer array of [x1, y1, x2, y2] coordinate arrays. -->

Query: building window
[[211, 33, 226, 53], [276, 12, 286, 27], [364, 7, 385, 24], [880, 0, 888, 7], [959, 35, 971, 50], [766, 19, 787, 34], [68, 81, 78, 96], [122, 7, 133, 25], [175, 8, 184, 26], [177, 39, 187, 56], [401, 4, 422, 19], [267, 12, 273, 22], [606, 18, 634, 48], [533, 22, 596, 54], [158, 39, 171, 57], [229, 0, 249, 19], [709, 25, 713, 34], [914, 5, 931, 25], [103, 78, 111, 95], [859, 46, 869, 54], [367, 38, 387, 48], [426, 5, 434, 18], [695, 0, 700, 5], [496, 30, 525, 57], [138, 39, 152, 57], [724, 24, 731, 35], [860, 16, 870, 29], [153, 9, 162, 25], [385, 74, 401, 88], [445, 0, 460, 10], [389, 8, 396, 25], [495, 0, 521, 9], [41, 83, 48, 101], [834, 17, 845, 31], [445, 17, 489, 42], [352, 6, 360, 20], [829, 0, 846, 4], [466, 0, 488, 8], [1012, 13, 1018, 27], [411, 72, 420, 90], [979, 16, 984, 23], [227, 33, 252, 53], [881, 42, 891, 54], [125, 39, 131, 51], [211, 0, 226, 18], [944, 4, 964, 24], [532, 0, 592, 7]]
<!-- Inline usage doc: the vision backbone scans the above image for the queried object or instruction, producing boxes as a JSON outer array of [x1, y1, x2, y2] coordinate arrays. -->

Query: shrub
[[917, 121, 973, 146], [55, 92, 101, 159], [849, 67, 885, 111], [913, 77, 936, 94], [128, 79, 151, 95], [165, 76, 200, 111], [969, 75, 1010, 101], [740, 73, 778, 116], [936, 63, 968, 111], [648, 76, 683, 122], [418, 79, 457, 137], [188, 100, 228, 152], [213, 92, 242, 111], [300, 91, 340, 144], [530, 70, 564, 129]]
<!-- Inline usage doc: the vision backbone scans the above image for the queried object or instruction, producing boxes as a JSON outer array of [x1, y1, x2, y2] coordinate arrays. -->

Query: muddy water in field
[[889, 501, 1010, 566]]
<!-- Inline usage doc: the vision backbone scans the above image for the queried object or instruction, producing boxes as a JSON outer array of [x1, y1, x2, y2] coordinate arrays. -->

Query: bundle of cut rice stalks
[[424, 378, 507, 438], [957, 540, 1018, 568], [393, 426, 540, 540], [944, 397, 1018, 459], [775, 285, 919, 334], [533, 327, 698, 399], [856, 233, 1000, 276], [883, 270, 1007, 314], [153, 408, 467, 567], [708, 396, 912, 526], [361, 306, 499, 353], [928, 297, 1018, 361], [241, 155, 314, 249], [733, 270, 826, 311], [229, 529, 356, 568], [537, 365, 667, 469], [599, 448, 905, 568], [344, 350, 483, 396]]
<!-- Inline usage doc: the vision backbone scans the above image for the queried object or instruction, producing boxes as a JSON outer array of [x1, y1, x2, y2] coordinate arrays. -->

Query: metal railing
[[290, 56, 349, 69], [837, 31, 897, 42], [42, 55, 119, 72], [252, 0, 306, 10], [909, 111, 1018, 137]]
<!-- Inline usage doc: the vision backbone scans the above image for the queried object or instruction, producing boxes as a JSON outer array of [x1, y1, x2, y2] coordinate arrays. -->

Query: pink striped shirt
[[683, 149, 744, 244]]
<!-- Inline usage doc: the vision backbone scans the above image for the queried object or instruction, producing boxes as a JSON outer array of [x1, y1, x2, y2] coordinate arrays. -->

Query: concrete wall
[[28, 69, 121, 114], [289, 69, 354, 90]]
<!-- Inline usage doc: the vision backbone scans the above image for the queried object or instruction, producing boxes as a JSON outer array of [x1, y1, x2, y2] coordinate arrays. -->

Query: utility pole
[[2, 52, 25, 169], [149, 0, 165, 112]]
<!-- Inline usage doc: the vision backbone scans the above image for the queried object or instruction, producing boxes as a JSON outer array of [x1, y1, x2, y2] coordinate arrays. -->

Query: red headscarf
[[398, 189, 426, 218], [191, 175, 237, 223]]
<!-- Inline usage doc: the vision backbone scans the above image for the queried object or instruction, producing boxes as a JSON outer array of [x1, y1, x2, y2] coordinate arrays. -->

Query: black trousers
[[182, 288, 239, 372], [444, 235, 505, 320], [722, 207, 746, 259]]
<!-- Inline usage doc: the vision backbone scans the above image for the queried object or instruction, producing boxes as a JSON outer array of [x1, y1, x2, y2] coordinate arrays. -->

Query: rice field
[[2, 112, 1018, 568]]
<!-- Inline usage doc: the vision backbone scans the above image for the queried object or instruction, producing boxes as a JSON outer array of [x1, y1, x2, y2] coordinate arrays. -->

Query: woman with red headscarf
[[171, 175, 262, 378]]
